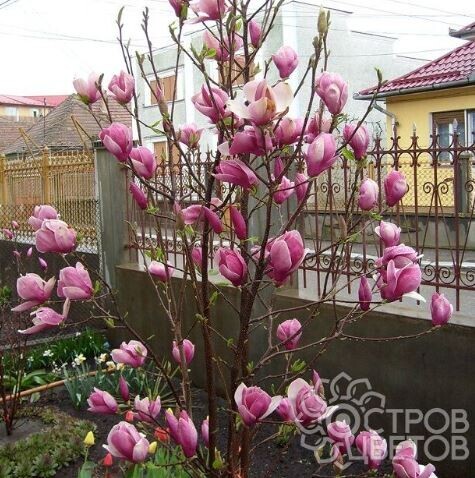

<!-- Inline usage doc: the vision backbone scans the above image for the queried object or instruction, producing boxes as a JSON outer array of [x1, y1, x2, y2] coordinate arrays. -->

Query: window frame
[[145, 68, 184, 107]]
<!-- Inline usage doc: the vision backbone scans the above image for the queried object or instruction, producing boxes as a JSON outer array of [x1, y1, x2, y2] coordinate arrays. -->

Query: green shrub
[[0, 407, 96, 478]]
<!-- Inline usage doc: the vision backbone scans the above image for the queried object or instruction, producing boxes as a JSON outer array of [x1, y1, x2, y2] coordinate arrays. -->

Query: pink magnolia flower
[[272, 46, 298, 78], [18, 301, 69, 334], [355, 430, 387, 469], [73, 72, 102, 104], [165, 410, 198, 458], [227, 79, 293, 126], [305, 133, 338, 177], [266, 230, 308, 285], [27, 247, 33, 257], [129, 147, 157, 180], [188, 0, 227, 23], [35, 219, 77, 254], [224, 126, 273, 156], [104, 422, 149, 463], [343, 124, 370, 159], [119, 376, 130, 402], [12, 273, 55, 312], [274, 117, 304, 147], [57, 262, 93, 300], [88, 388, 118, 414], [192, 85, 229, 123], [201, 417, 209, 447], [203, 31, 242, 61], [384, 170, 407, 207], [378, 244, 418, 270], [2, 228, 13, 239], [178, 123, 203, 149], [180, 204, 223, 234], [214, 158, 258, 190], [234, 383, 282, 427], [430, 293, 453, 326], [287, 377, 337, 427], [129, 183, 148, 210], [295, 172, 309, 203], [11, 220, 19, 229], [28, 205, 58, 231], [111, 340, 147, 368], [392, 440, 437, 478], [172, 339, 195, 365], [276, 318, 302, 350], [229, 205, 247, 240], [305, 112, 332, 143], [248, 20, 262, 48], [38, 257, 47, 270], [215, 247, 247, 286], [99, 123, 133, 163], [375, 221, 401, 248], [358, 276, 372, 311], [327, 420, 355, 454], [274, 175, 295, 205], [108, 70, 135, 104], [134, 395, 161, 423], [315, 72, 348, 115], [169, 0, 186, 17], [191, 246, 203, 269], [358, 178, 379, 211], [276, 398, 297, 422], [378, 260, 421, 302], [148, 261, 174, 282]]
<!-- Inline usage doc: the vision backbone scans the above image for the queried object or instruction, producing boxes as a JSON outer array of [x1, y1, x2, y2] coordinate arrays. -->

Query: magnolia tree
[[8, 1, 454, 477]]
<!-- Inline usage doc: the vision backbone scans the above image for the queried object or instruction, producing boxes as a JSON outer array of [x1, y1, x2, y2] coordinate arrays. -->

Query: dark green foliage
[[0, 407, 96, 478]]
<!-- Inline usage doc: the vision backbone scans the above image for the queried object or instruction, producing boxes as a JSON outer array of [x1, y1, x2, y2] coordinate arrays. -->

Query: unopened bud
[[318, 8, 328, 36]]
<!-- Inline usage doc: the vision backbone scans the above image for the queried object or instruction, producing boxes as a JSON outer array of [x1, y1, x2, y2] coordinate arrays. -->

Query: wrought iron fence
[[126, 130, 475, 312], [0, 148, 98, 253]]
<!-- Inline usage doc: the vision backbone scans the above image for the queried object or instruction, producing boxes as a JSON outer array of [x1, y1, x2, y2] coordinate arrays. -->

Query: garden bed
[[33, 387, 392, 478]]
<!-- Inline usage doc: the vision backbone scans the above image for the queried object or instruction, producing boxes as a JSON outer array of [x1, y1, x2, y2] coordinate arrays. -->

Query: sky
[[0, 0, 474, 95]]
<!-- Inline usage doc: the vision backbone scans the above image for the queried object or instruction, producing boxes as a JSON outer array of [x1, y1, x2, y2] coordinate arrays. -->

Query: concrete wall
[[113, 263, 475, 476]]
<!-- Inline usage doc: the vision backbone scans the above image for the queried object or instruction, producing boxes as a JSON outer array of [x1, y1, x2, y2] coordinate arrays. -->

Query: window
[[147, 69, 184, 106], [32, 109, 39, 118], [432, 111, 465, 161], [219, 55, 255, 87], [5, 107, 17, 118], [468, 111, 475, 146]]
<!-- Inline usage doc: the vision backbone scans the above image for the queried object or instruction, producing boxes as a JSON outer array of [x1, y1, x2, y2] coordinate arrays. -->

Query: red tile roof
[[0, 94, 68, 108], [24, 95, 69, 107], [3, 94, 132, 156], [357, 40, 475, 99]]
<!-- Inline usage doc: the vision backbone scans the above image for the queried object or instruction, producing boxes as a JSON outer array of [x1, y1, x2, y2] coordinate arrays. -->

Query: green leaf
[[340, 147, 355, 162], [78, 461, 95, 478], [291, 359, 306, 373], [209, 290, 219, 305], [246, 361, 254, 374]]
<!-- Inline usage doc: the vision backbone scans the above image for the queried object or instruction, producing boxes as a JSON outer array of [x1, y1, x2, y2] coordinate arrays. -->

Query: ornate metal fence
[[126, 130, 475, 312], [0, 148, 98, 252]]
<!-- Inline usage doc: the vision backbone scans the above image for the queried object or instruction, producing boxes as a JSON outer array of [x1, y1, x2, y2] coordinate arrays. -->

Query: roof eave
[[354, 77, 475, 101]]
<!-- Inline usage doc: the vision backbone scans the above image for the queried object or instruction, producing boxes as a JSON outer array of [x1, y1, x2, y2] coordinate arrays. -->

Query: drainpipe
[[374, 102, 398, 127]]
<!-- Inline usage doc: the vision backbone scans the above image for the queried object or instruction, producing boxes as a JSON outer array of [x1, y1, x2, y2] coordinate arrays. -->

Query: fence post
[[0, 155, 6, 204], [41, 146, 50, 204], [94, 141, 138, 289], [457, 152, 473, 214]]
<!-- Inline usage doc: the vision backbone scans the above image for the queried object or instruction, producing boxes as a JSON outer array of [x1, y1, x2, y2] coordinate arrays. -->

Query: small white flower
[[106, 361, 116, 370], [75, 332, 81, 337], [98, 353, 108, 363], [74, 354, 86, 366], [116, 363, 125, 371], [43, 349, 53, 357]]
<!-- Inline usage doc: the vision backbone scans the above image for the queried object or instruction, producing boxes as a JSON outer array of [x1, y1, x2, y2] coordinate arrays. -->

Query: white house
[[135, 0, 424, 159]]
